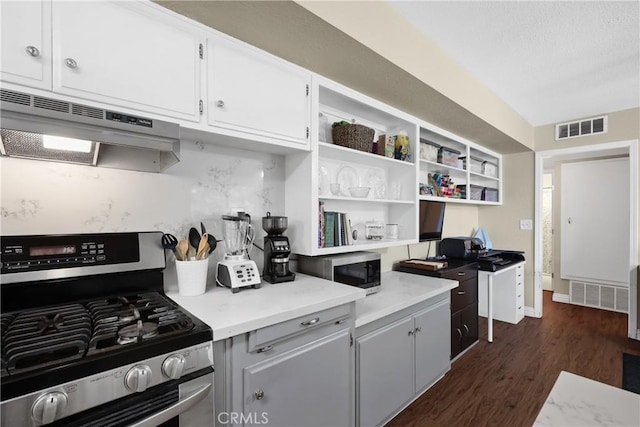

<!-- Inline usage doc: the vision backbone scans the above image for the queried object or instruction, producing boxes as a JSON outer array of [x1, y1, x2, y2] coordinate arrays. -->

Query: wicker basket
[[331, 124, 374, 153]]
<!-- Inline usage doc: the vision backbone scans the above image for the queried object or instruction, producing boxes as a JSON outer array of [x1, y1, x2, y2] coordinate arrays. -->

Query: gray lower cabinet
[[243, 329, 351, 427], [214, 303, 355, 427], [357, 317, 415, 427], [356, 297, 450, 427]]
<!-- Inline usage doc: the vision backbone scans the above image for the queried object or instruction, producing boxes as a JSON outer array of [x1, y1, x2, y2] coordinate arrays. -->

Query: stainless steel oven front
[[1, 342, 214, 427]]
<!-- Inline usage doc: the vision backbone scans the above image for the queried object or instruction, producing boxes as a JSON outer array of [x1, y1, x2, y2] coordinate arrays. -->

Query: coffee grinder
[[262, 212, 295, 283]]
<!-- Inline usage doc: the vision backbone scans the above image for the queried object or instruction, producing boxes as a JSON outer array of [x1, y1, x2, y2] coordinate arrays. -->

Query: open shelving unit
[[284, 75, 503, 256]]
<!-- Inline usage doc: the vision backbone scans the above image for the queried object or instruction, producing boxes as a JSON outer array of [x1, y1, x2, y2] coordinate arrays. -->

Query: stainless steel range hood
[[0, 89, 180, 173]]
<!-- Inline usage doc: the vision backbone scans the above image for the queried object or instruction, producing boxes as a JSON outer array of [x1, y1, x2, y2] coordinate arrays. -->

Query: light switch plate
[[520, 219, 533, 230]]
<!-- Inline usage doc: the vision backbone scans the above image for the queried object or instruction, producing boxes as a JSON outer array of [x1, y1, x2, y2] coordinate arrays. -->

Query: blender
[[216, 212, 261, 293]]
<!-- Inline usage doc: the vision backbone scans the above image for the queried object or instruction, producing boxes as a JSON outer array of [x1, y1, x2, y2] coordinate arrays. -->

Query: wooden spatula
[[176, 239, 189, 261], [196, 233, 210, 260]]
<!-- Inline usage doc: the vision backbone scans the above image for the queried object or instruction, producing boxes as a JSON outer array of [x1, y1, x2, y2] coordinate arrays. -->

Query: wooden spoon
[[196, 233, 210, 260], [176, 239, 189, 261]]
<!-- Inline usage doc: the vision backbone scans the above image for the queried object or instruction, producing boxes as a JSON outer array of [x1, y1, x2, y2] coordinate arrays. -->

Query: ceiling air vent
[[556, 115, 607, 140]]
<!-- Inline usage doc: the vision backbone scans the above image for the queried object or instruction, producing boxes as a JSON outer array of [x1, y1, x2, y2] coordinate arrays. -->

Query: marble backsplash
[[0, 141, 285, 276]]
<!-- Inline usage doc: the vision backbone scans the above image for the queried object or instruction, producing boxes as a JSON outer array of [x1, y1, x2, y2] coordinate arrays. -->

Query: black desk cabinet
[[395, 261, 479, 360]]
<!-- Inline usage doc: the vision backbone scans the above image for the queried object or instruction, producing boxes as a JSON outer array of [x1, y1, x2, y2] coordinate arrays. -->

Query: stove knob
[[125, 364, 152, 393], [31, 391, 68, 424], [162, 354, 186, 379]]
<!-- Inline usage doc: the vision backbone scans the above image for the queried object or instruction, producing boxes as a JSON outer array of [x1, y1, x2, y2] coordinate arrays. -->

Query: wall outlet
[[520, 219, 533, 230]]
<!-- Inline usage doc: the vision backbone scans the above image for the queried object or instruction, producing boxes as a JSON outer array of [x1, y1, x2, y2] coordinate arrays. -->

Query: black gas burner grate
[[1, 293, 194, 376], [2, 304, 91, 374]]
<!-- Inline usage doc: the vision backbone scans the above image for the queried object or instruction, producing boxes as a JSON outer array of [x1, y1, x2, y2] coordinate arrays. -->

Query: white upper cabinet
[[207, 35, 311, 146], [0, 0, 52, 90], [52, 1, 201, 122]]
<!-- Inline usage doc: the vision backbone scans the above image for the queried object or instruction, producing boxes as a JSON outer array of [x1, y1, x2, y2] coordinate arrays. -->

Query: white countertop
[[166, 273, 366, 341], [356, 271, 459, 328], [534, 371, 640, 426]]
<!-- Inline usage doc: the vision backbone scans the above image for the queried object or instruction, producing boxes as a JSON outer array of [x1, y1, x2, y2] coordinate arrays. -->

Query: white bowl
[[349, 187, 371, 198]]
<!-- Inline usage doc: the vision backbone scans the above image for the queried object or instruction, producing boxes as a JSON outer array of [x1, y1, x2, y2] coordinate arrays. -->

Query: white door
[[52, 1, 200, 121], [207, 35, 311, 145], [561, 158, 630, 285], [0, 0, 52, 90]]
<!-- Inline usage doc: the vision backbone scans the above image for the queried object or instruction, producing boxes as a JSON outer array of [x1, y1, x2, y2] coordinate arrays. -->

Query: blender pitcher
[[221, 213, 254, 258]]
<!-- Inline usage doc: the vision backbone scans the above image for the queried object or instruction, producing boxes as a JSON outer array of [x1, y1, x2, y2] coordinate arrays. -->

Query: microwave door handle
[[128, 383, 211, 427]]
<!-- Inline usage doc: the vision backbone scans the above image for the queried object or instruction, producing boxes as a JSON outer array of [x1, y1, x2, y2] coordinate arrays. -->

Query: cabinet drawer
[[248, 304, 351, 352], [451, 278, 478, 313], [440, 264, 478, 281]]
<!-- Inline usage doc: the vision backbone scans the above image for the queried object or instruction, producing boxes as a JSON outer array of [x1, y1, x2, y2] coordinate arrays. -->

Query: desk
[[478, 261, 526, 341], [534, 371, 640, 426]]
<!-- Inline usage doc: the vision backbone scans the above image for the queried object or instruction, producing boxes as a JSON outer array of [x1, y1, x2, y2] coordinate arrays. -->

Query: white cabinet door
[[414, 299, 450, 392], [561, 159, 630, 285], [0, 0, 51, 89], [52, 1, 200, 121], [357, 316, 414, 427], [207, 36, 310, 145], [243, 329, 351, 427]]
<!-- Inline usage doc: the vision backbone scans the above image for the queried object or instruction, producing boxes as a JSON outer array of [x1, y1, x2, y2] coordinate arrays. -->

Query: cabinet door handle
[[415, 327, 422, 333], [256, 345, 273, 354], [300, 317, 320, 326], [64, 58, 78, 69], [408, 330, 414, 336], [25, 46, 40, 57], [463, 324, 469, 336], [457, 290, 466, 295], [457, 272, 466, 276], [255, 389, 264, 400], [216, 100, 225, 108], [456, 328, 463, 339]]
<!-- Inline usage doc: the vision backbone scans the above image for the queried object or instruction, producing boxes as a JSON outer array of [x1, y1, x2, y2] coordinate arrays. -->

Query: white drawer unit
[[478, 262, 526, 325]]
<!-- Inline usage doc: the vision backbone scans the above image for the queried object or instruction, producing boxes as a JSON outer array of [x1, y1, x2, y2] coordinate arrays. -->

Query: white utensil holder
[[175, 258, 209, 296]]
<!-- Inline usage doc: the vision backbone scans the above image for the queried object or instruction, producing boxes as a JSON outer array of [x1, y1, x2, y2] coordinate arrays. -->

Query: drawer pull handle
[[457, 272, 466, 276], [255, 389, 264, 400], [457, 290, 466, 295], [257, 345, 273, 353], [518, 306, 523, 310], [216, 100, 225, 108], [335, 319, 346, 325], [301, 317, 320, 326]]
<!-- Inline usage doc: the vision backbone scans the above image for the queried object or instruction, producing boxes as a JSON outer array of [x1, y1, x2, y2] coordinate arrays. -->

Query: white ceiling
[[389, 1, 640, 127]]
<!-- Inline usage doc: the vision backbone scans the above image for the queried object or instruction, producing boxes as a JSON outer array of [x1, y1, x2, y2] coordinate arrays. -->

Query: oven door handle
[[128, 383, 212, 427]]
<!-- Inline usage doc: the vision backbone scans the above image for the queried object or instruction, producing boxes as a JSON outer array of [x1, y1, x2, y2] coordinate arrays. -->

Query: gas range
[[0, 232, 213, 426]]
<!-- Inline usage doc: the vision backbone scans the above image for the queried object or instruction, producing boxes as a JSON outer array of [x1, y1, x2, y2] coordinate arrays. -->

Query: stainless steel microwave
[[297, 251, 381, 295]]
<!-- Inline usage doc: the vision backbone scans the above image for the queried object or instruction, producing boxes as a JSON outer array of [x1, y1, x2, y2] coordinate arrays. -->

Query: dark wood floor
[[388, 291, 640, 427]]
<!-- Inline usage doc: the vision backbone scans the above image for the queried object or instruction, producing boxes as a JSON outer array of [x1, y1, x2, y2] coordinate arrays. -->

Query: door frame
[[534, 139, 638, 339]]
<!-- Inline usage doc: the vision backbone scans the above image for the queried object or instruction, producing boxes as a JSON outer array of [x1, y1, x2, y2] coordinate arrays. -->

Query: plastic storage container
[[438, 146, 461, 167], [482, 187, 499, 202], [470, 184, 484, 201], [482, 161, 498, 178], [420, 139, 440, 162]]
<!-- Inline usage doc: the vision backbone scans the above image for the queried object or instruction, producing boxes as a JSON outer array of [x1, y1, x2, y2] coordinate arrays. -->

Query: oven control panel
[[0, 233, 140, 273]]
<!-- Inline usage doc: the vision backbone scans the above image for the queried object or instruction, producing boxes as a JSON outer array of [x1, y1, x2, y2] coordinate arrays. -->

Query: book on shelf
[[324, 211, 337, 247], [319, 201, 325, 248], [321, 210, 354, 248]]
